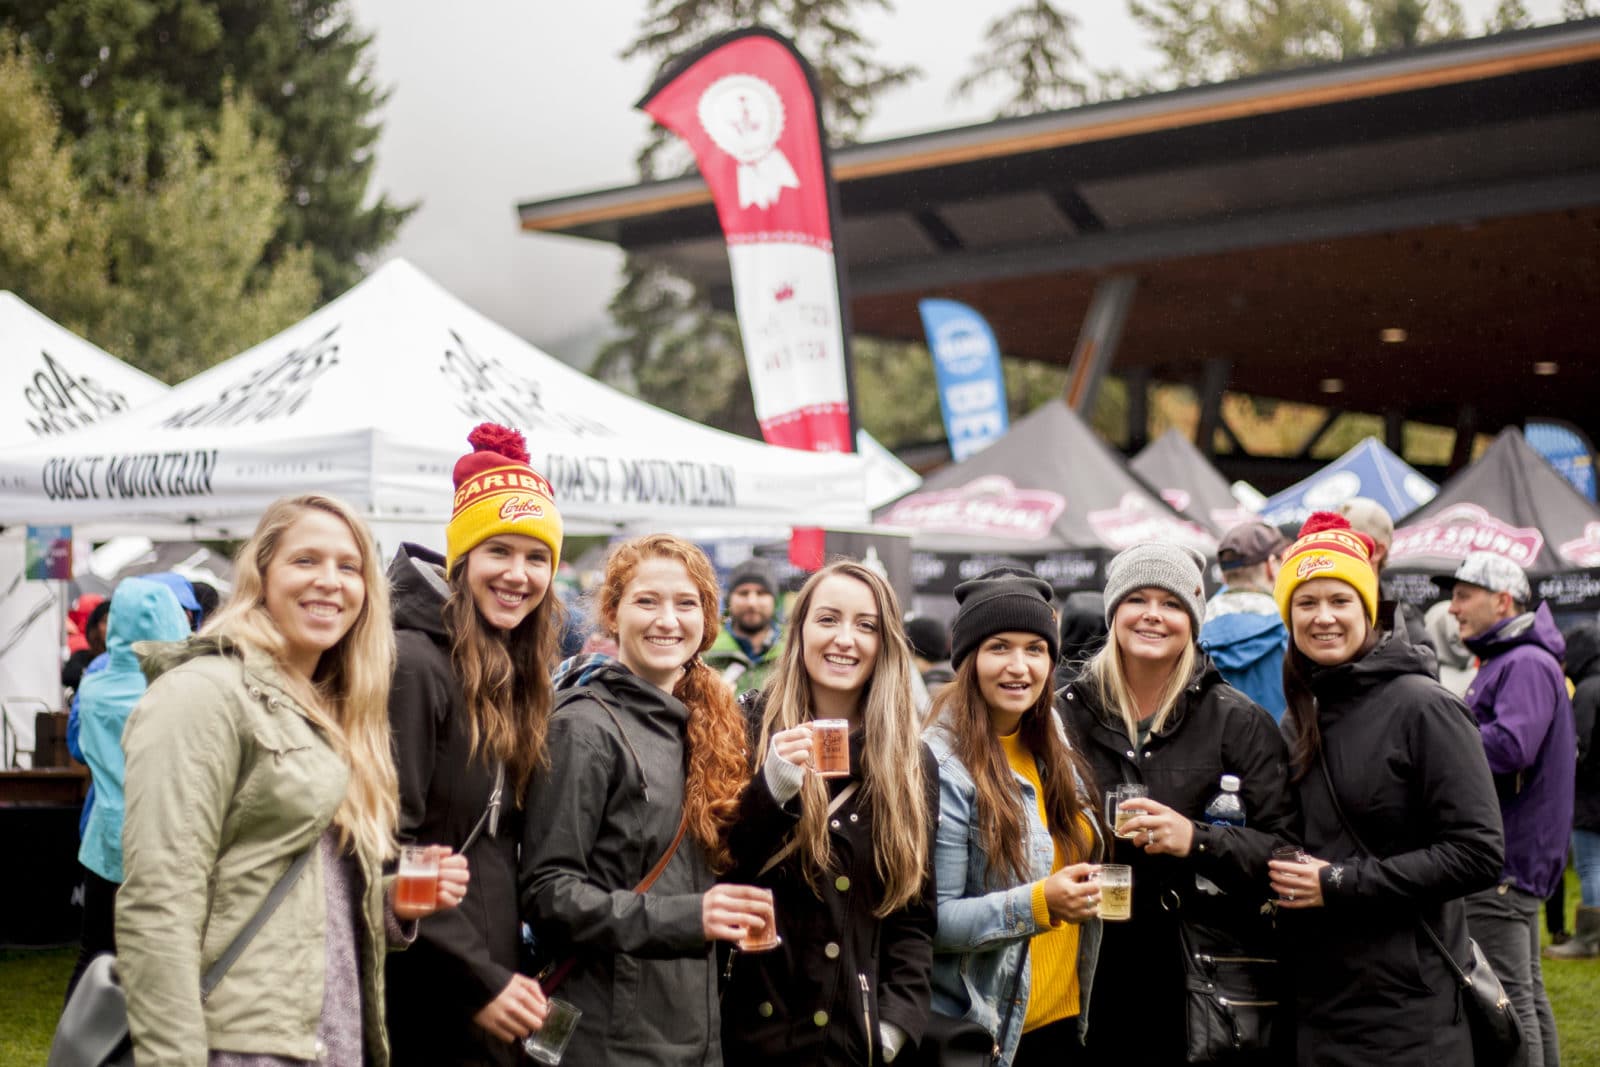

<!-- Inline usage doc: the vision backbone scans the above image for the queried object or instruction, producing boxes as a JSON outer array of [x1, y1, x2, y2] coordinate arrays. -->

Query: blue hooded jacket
[[77, 578, 191, 883], [1199, 612, 1288, 721]]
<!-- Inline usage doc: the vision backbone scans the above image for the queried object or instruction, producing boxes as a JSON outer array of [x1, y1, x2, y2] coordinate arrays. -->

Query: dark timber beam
[[1063, 275, 1138, 413], [1195, 359, 1232, 460]]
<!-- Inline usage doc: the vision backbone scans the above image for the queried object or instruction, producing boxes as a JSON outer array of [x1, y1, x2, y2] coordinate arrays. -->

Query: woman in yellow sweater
[[921, 567, 1104, 1065]]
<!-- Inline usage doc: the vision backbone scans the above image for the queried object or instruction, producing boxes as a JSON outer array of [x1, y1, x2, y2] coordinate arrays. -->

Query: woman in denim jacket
[[922, 568, 1104, 1066]]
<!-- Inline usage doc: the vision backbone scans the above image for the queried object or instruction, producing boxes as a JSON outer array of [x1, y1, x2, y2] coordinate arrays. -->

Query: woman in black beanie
[[1058, 543, 1297, 1065], [921, 567, 1104, 1065]]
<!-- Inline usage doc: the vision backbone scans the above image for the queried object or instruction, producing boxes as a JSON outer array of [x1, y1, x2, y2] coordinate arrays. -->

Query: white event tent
[[0, 260, 870, 548], [2, 293, 171, 764]]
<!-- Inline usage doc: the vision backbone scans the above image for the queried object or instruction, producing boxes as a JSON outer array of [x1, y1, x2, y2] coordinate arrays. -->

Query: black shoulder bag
[[908, 939, 1030, 1067], [1315, 753, 1521, 1067]]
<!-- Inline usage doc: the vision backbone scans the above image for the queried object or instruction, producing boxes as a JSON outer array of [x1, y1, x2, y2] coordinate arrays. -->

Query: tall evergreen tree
[[2, 0, 410, 299], [0, 37, 318, 383], [954, 0, 1093, 116], [597, 0, 917, 438]]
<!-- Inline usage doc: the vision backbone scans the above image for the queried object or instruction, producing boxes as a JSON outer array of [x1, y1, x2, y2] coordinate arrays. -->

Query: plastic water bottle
[[1205, 774, 1246, 828], [1196, 774, 1244, 895]]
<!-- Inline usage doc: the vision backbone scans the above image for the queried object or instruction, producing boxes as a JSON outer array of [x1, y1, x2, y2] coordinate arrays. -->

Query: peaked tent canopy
[[1388, 426, 1600, 613], [1, 292, 169, 450], [0, 261, 868, 542], [875, 399, 1215, 599], [1131, 428, 1256, 536], [1260, 436, 1438, 529]]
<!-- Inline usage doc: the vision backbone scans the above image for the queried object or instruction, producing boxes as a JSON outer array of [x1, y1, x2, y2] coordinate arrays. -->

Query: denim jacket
[[923, 718, 1103, 1065]]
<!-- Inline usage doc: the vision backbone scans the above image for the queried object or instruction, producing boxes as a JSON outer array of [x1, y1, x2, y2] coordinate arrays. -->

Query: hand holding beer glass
[[1105, 784, 1148, 839], [393, 844, 470, 920], [1094, 865, 1133, 922], [1268, 845, 1329, 909], [1042, 863, 1103, 923]]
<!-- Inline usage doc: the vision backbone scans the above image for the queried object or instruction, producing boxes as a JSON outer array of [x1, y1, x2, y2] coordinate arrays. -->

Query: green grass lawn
[[6, 870, 1599, 1063]]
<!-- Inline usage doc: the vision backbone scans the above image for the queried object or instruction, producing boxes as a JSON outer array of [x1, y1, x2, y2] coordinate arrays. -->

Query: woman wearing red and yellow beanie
[[385, 423, 565, 1065], [1267, 511, 1503, 1067]]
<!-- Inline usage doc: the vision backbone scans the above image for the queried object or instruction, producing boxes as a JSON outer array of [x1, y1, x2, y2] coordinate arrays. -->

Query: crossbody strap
[[458, 761, 505, 855], [995, 938, 1032, 1054], [1314, 752, 1469, 986], [756, 781, 860, 878], [201, 845, 314, 999]]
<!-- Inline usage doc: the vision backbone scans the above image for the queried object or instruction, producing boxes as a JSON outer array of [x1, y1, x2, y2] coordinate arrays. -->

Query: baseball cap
[[1216, 522, 1286, 571], [1441, 551, 1531, 604]]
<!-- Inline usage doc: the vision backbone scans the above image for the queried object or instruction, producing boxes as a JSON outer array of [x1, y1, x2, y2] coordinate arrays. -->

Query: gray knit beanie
[[1102, 542, 1207, 630]]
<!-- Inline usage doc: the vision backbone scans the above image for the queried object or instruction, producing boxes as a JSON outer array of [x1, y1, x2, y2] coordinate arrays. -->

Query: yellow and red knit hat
[[446, 423, 563, 570], [1273, 511, 1379, 624]]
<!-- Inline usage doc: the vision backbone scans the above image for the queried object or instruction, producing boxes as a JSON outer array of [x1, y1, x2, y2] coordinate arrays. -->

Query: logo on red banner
[[1296, 554, 1336, 580], [697, 74, 800, 210], [1559, 522, 1600, 567], [1087, 493, 1215, 552], [881, 476, 1065, 540], [1389, 503, 1543, 567]]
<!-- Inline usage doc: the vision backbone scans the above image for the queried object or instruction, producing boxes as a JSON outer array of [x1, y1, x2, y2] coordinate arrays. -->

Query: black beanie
[[950, 566, 1059, 670]]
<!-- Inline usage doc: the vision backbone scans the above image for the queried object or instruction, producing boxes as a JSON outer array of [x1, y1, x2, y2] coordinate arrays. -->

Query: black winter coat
[[1564, 623, 1600, 833], [1284, 630, 1504, 1067], [383, 544, 524, 1067], [1058, 659, 1297, 1065], [721, 698, 938, 1066], [520, 661, 722, 1066]]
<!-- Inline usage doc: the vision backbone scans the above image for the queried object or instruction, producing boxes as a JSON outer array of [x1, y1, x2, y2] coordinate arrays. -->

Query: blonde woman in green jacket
[[118, 495, 467, 1066]]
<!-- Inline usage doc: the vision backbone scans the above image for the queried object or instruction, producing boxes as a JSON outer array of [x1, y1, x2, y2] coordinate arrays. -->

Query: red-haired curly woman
[[519, 534, 772, 1065]]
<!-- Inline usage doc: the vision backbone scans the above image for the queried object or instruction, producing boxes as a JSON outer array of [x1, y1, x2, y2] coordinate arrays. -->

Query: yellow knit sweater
[[999, 730, 1083, 1031]]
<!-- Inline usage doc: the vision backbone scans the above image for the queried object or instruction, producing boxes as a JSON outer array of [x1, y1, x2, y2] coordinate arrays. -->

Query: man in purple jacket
[[1449, 552, 1576, 1067]]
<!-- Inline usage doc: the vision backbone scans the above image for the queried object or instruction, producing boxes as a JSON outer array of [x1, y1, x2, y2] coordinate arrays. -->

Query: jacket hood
[[1424, 600, 1473, 671], [135, 634, 299, 702], [1199, 612, 1287, 671], [553, 654, 690, 726], [1306, 626, 1437, 703], [1565, 622, 1600, 683], [103, 578, 190, 674], [388, 542, 450, 642], [1066, 652, 1228, 735], [1464, 601, 1565, 662]]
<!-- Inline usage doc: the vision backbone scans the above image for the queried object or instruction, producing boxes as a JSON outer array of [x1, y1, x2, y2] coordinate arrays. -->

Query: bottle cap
[[1220, 774, 1241, 791]]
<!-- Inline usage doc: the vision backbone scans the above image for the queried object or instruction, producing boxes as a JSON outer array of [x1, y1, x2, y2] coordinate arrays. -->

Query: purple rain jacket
[[1462, 602, 1577, 898]]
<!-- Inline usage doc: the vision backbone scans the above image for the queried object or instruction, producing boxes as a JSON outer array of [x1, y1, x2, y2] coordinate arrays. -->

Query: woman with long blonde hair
[[721, 559, 937, 1066], [385, 424, 562, 1064], [116, 494, 465, 1066], [1057, 542, 1295, 1065], [922, 567, 1103, 1066], [520, 533, 772, 1065]]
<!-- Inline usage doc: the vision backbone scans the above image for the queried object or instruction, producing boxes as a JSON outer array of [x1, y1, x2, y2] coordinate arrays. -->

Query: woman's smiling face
[[1290, 577, 1370, 666], [612, 556, 706, 691], [1112, 586, 1192, 670]]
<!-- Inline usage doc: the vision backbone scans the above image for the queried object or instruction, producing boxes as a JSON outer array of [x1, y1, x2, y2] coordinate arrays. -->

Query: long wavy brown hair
[[753, 562, 930, 915], [445, 546, 565, 801], [600, 534, 748, 872], [928, 652, 1099, 886]]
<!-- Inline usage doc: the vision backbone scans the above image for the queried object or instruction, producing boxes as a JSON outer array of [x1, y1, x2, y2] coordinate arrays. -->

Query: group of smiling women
[[110, 422, 1504, 1067]]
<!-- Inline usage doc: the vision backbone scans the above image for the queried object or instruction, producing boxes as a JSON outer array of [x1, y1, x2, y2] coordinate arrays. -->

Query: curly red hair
[[600, 534, 748, 871]]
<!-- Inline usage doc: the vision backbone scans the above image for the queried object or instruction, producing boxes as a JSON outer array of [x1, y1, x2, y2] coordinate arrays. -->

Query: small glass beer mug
[[809, 719, 851, 779]]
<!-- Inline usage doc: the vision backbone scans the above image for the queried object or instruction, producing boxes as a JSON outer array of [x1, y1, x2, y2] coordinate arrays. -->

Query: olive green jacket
[[117, 637, 396, 1067]]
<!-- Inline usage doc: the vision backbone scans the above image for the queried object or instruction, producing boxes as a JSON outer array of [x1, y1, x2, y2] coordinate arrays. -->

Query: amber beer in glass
[[396, 845, 439, 910], [810, 719, 850, 778], [1097, 864, 1132, 922]]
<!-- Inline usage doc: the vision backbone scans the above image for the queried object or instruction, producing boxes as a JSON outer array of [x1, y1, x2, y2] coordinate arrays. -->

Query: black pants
[[1547, 870, 1568, 936], [1014, 1015, 1081, 1064], [65, 867, 118, 1004]]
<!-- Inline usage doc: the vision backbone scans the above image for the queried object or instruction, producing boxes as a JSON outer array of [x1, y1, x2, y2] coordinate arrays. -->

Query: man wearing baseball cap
[[1199, 522, 1290, 720], [1446, 551, 1575, 1067]]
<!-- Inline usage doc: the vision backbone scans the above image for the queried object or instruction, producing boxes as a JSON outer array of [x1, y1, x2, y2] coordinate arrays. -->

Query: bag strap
[[757, 781, 860, 878], [458, 761, 505, 855], [1314, 752, 1470, 987], [201, 845, 314, 999]]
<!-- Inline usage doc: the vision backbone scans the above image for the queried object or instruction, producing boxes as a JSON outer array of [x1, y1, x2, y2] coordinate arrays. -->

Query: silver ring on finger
[[1287, 891, 1295, 901]]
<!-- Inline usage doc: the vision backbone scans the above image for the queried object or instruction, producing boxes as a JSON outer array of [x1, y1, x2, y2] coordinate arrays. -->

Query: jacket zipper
[[1216, 995, 1278, 1007], [1198, 954, 1275, 964], [858, 973, 874, 1067]]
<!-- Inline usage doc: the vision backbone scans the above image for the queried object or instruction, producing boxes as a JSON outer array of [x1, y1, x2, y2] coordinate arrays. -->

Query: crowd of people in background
[[52, 421, 1598, 1067]]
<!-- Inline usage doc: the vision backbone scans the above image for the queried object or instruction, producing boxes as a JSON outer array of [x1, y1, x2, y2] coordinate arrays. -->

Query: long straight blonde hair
[[203, 494, 398, 862], [1082, 611, 1197, 745], [753, 561, 929, 915]]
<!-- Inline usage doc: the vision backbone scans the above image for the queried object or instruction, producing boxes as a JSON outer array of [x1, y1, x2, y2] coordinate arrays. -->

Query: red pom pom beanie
[[1272, 511, 1379, 624], [446, 423, 563, 570]]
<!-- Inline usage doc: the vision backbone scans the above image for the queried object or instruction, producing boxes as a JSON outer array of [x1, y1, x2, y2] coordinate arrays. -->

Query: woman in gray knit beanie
[[1056, 542, 1296, 1063]]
